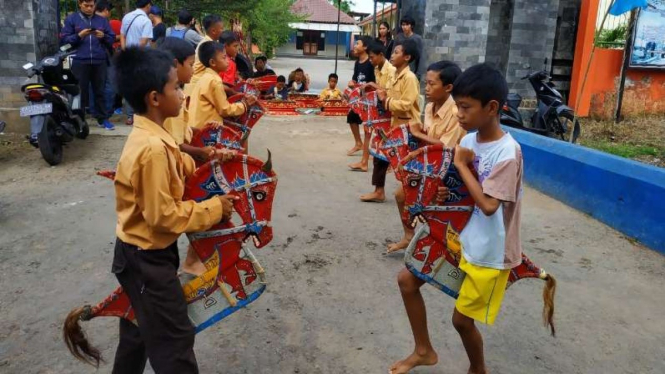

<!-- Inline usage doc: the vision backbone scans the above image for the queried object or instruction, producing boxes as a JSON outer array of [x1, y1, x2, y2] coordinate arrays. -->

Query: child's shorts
[[455, 256, 510, 325]]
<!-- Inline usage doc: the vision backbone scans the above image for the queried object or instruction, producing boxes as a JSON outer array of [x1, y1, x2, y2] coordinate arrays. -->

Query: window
[[318, 32, 326, 51]]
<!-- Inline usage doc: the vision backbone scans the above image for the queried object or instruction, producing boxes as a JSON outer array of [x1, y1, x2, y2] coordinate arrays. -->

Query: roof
[[291, 0, 357, 25], [358, 4, 398, 27]]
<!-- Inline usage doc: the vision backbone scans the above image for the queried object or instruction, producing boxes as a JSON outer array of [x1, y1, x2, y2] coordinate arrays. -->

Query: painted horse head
[[190, 122, 247, 153], [348, 88, 391, 131], [245, 75, 277, 92], [183, 151, 277, 248], [373, 124, 421, 175], [223, 94, 266, 138]]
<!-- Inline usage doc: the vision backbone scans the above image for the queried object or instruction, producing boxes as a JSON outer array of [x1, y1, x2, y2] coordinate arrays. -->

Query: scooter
[[20, 44, 89, 165], [501, 62, 580, 143]]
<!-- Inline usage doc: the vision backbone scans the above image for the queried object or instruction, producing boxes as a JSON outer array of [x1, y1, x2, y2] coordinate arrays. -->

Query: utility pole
[[614, 9, 637, 123], [334, 0, 341, 74]]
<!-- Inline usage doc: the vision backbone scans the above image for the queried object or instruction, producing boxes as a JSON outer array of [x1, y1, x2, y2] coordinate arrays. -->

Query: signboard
[[630, 2, 665, 68]]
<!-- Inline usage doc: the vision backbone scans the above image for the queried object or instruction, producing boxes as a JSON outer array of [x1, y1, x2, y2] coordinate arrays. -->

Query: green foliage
[[246, 0, 304, 58], [329, 0, 355, 14], [582, 140, 664, 159], [595, 25, 628, 48]]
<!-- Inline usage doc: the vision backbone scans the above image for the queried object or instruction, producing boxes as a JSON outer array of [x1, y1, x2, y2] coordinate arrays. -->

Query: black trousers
[[372, 157, 390, 188], [71, 61, 109, 123], [111, 239, 198, 374]]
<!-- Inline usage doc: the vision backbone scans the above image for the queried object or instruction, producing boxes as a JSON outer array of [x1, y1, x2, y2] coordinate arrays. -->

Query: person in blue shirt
[[60, 0, 116, 130]]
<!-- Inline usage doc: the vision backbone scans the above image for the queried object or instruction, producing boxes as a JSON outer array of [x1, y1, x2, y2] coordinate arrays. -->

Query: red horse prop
[[64, 153, 277, 367], [400, 145, 556, 336]]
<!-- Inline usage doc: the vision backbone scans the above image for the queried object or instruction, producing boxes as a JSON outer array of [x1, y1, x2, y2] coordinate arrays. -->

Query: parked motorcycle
[[20, 44, 89, 165], [501, 65, 580, 143]]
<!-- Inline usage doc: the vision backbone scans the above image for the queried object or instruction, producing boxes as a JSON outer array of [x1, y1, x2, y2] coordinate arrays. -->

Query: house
[[277, 0, 360, 58], [358, 3, 398, 37]]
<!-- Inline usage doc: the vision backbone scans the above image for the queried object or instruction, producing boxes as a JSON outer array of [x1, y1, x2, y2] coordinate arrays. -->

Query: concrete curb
[[504, 126, 665, 254]]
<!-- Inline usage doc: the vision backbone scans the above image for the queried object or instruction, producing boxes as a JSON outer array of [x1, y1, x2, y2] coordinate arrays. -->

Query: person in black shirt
[[149, 6, 166, 46], [376, 21, 394, 60], [253, 56, 276, 78], [346, 36, 376, 167]]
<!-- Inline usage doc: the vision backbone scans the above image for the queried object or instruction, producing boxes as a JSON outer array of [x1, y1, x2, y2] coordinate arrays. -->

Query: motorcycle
[[20, 44, 89, 165], [501, 62, 580, 143]]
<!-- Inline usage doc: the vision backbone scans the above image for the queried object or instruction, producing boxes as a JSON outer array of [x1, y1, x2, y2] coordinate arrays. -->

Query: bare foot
[[386, 235, 413, 254], [347, 145, 362, 156], [348, 162, 368, 172], [389, 350, 438, 374], [360, 191, 385, 203], [181, 260, 207, 277]]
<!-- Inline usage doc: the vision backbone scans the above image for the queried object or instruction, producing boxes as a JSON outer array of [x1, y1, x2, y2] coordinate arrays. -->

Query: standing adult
[[376, 21, 394, 60], [394, 16, 425, 81], [149, 5, 166, 46], [60, 0, 116, 130], [120, 0, 153, 125], [89, 0, 117, 121], [166, 9, 204, 47]]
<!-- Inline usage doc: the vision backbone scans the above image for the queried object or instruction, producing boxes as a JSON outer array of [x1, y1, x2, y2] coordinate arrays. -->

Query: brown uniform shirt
[[384, 66, 421, 127], [319, 87, 343, 100], [114, 115, 224, 250], [163, 97, 192, 145], [188, 68, 246, 129], [375, 61, 396, 90], [423, 96, 467, 147]]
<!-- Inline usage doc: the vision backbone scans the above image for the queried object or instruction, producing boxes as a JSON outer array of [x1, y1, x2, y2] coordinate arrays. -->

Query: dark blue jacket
[[60, 12, 115, 64]]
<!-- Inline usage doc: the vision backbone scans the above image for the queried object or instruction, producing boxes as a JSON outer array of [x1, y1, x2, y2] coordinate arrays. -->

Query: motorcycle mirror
[[22, 62, 34, 70]]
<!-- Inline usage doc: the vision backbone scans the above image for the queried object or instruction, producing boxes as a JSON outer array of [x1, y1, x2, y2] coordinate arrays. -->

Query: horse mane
[[543, 274, 557, 337], [63, 306, 102, 367]]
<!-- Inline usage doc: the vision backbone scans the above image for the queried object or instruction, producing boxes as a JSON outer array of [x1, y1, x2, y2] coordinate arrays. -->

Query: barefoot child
[[319, 73, 343, 100], [188, 41, 257, 129], [360, 39, 420, 203], [349, 41, 396, 172], [111, 47, 236, 372], [388, 60, 465, 253], [346, 36, 376, 160], [160, 37, 236, 276], [390, 64, 523, 374]]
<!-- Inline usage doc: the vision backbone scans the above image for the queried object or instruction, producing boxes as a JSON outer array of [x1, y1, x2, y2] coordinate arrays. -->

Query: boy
[[219, 31, 241, 93], [189, 14, 224, 88], [388, 60, 465, 253], [188, 41, 257, 129], [346, 36, 376, 158], [349, 41, 395, 172], [389, 64, 523, 374], [111, 47, 236, 373], [267, 75, 289, 100], [253, 55, 276, 78], [160, 37, 234, 276], [319, 73, 343, 100], [360, 39, 420, 203], [287, 68, 310, 93]]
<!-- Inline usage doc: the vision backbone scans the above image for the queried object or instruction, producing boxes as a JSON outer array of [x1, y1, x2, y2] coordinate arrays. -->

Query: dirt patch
[[579, 116, 665, 167], [0, 133, 33, 163]]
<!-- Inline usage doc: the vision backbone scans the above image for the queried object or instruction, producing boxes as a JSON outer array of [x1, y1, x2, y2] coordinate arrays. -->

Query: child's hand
[[218, 195, 239, 222], [214, 148, 237, 162], [435, 186, 450, 204], [348, 80, 356, 88], [244, 95, 257, 106], [454, 145, 475, 166], [376, 88, 387, 102]]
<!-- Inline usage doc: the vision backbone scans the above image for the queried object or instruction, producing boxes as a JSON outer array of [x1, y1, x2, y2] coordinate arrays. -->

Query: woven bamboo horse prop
[[399, 145, 556, 335], [63, 153, 278, 367]]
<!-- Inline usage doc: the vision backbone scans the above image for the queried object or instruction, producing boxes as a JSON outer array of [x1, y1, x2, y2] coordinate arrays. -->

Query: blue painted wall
[[504, 126, 665, 254], [283, 30, 352, 55]]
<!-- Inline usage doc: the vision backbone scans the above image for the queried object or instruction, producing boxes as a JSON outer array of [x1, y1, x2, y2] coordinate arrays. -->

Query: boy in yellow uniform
[[360, 39, 420, 203], [388, 60, 465, 253], [188, 41, 257, 129], [319, 73, 343, 100], [111, 47, 236, 373], [189, 14, 224, 89], [390, 64, 523, 374], [348, 41, 396, 172]]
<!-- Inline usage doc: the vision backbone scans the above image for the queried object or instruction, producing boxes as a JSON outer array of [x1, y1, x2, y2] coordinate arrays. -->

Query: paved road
[[0, 115, 664, 374]]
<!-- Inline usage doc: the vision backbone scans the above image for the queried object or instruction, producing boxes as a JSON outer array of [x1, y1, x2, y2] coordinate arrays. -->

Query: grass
[[579, 115, 665, 168]]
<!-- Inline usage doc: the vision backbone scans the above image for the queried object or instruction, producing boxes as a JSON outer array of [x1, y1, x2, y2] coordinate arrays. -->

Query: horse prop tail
[[542, 273, 557, 337], [63, 305, 102, 367]]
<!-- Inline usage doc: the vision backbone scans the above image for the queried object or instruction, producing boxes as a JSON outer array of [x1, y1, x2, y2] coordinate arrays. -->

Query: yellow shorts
[[455, 256, 510, 325]]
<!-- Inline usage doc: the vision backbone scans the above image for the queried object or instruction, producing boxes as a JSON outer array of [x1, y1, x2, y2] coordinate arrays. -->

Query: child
[[319, 73, 343, 100], [189, 14, 224, 88], [360, 39, 420, 203], [390, 64, 523, 374], [287, 68, 310, 93], [346, 36, 376, 159], [269, 75, 289, 100], [349, 41, 396, 172], [188, 41, 257, 129], [253, 55, 276, 78], [388, 60, 465, 253], [219, 30, 241, 94], [111, 47, 236, 373]]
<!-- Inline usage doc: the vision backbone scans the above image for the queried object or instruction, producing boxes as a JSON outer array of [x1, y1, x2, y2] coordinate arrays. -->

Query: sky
[[351, 0, 392, 14]]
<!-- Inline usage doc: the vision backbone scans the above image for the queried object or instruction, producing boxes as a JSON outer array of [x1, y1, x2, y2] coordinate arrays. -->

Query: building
[[277, 0, 360, 58], [358, 4, 398, 37]]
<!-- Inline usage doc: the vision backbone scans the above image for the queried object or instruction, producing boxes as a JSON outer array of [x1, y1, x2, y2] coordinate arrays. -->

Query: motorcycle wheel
[[548, 110, 581, 144], [38, 115, 63, 166]]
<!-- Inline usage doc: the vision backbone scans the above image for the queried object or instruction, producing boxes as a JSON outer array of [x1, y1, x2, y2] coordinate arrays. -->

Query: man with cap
[[149, 5, 166, 46]]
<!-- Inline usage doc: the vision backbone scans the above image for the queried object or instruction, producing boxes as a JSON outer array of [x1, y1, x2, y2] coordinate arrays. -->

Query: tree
[[246, 0, 304, 58], [329, 0, 355, 14]]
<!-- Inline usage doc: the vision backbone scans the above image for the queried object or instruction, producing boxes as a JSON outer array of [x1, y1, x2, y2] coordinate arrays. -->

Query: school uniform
[[319, 87, 343, 100], [371, 61, 397, 188], [423, 96, 466, 147], [188, 68, 247, 129], [111, 115, 224, 373], [163, 95, 192, 145]]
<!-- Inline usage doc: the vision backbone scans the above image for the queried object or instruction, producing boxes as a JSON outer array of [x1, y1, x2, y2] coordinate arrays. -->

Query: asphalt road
[[0, 115, 664, 374]]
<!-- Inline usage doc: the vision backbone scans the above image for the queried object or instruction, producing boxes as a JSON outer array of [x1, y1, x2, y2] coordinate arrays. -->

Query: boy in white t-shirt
[[390, 63, 523, 374]]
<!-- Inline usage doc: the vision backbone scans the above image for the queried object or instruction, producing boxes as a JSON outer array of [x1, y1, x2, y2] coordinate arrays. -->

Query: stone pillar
[[398, 0, 427, 36], [422, 0, 492, 70], [504, 0, 561, 97], [0, 0, 59, 132]]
